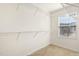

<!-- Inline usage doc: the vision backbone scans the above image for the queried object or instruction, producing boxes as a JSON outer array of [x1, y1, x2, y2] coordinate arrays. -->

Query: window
[[58, 16, 76, 37]]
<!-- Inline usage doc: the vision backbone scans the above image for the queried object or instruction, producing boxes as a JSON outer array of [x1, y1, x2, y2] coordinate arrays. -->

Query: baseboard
[[51, 43, 79, 53]]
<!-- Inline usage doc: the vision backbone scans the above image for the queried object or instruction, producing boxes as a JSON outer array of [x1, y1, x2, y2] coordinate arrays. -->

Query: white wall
[[0, 4, 50, 55], [0, 4, 50, 32], [0, 4, 17, 32], [51, 6, 79, 52]]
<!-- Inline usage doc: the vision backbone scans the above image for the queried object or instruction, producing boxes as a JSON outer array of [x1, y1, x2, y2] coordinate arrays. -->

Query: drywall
[[51, 6, 79, 52], [0, 4, 17, 32], [0, 3, 50, 32], [17, 32, 50, 55], [0, 4, 50, 55], [0, 32, 50, 56], [0, 33, 17, 55]]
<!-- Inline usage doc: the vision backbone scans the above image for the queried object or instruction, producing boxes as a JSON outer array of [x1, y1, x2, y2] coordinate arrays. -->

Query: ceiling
[[32, 3, 66, 13], [32, 3, 79, 13]]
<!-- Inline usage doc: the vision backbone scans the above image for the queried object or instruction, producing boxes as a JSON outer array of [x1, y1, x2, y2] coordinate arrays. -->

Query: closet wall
[[0, 4, 50, 55]]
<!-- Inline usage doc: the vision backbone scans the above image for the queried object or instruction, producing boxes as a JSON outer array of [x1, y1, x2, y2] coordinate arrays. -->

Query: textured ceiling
[[32, 3, 79, 13], [32, 3, 63, 13]]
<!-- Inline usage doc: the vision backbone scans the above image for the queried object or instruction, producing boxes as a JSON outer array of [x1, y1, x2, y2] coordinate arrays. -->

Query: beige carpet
[[30, 44, 79, 56]]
